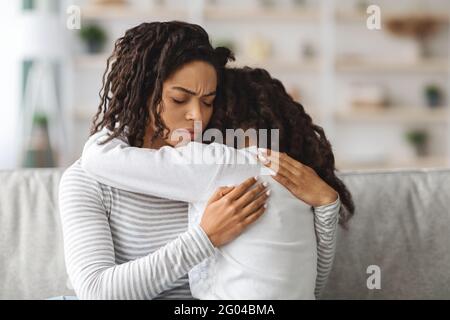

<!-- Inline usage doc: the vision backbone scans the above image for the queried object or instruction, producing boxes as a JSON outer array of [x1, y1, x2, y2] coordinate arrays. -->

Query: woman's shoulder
[[60, 159, 106, 197]]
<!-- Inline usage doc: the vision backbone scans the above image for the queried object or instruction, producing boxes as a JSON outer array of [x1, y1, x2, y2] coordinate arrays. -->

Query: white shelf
[[229, 58, 319, 72], [336, 10, 450, 23], [204, 6, 319, 22], [337, 155, 450, 170], [336, 58, 449, 73], [81, 4, 188, 20], [335, 107, 449, 124], [73, 54, 320, 72]]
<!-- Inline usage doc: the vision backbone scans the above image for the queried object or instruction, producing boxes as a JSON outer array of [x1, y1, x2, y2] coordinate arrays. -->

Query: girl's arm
[[81, 128, 272, 203], [313, 195, 341, 299]]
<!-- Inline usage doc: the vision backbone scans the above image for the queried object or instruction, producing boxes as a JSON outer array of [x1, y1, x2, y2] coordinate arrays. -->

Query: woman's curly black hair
[[91, 21, 234, 147], [209, 67, 355, 227]]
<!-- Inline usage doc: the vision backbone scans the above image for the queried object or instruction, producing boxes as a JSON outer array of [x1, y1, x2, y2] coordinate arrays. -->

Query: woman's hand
[[258, 149, 338, 208], [200, 177, 270, 247]]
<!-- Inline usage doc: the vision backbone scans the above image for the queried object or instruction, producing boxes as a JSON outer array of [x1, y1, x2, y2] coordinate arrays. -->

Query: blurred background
[[1, 0, 450, 171]]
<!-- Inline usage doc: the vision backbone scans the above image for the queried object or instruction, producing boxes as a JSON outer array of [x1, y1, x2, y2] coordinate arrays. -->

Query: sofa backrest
[[0, 169, 73, 299], [0, 167, 449, 299], [322, 168, 450, 299]]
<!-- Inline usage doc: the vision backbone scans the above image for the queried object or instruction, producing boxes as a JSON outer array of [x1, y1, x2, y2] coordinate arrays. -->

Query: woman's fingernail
[[263, 203, 268, 208], [254, 176, 259, 181], [262, 181, 268, 187], [266, 189, 271, 196], [258, 147, 268, 154], [258, 154, 269, 164]]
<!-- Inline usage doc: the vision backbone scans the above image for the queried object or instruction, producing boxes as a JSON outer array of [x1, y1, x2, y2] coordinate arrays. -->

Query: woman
[[59, 21, 268, 300], [80, 63, 355, 299]]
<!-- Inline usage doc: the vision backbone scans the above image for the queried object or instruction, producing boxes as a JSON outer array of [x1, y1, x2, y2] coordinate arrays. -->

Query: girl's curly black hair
[[91, 21, 234, 147], [209, 67, 355, 227]]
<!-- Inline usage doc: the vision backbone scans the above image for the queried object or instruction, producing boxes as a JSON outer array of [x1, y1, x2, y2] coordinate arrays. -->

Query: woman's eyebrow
[[172, 86, 216, 97]]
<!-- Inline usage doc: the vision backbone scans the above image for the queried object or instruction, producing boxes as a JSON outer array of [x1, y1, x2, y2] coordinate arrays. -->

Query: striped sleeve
[[312, 195, 340, 299], [58, 165, 215, 300]]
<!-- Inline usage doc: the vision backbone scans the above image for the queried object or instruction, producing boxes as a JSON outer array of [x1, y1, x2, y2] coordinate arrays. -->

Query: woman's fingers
[[219, 186, 235, 196], [234, 182, 267, 209], [238, 190, 269, 220], [207, 186, 235, 205], [260, 149, 303, 170], [271, 172, 297, 192], [259, 152, 296, 178], [226, 176, 258, 201], [240, 205, 267, 228]]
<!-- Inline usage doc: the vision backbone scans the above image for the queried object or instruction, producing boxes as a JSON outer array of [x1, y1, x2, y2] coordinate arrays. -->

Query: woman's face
[[155, 60, 217, 147]]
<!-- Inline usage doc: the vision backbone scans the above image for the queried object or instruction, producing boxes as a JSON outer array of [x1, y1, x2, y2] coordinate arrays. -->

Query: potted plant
[[259, 0, 276, 8], [23, 112, 55, 168], [424, 84, 442, 108], [405, 129, 429, 157], [79, 24, 107, 54]]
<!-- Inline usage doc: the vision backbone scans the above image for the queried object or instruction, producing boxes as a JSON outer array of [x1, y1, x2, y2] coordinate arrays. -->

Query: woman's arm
[[313, 195, 340, 299], [81, 128, 272, 203], [59, 164, 215, 300]]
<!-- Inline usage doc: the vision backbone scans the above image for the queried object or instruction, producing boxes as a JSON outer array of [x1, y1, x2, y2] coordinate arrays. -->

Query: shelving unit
[[64, 0, 450, 170], [335, 107, 449, 124], [335, 58, 449, 73], [81, 4, 188, 20], [203, 5, 320, 22]]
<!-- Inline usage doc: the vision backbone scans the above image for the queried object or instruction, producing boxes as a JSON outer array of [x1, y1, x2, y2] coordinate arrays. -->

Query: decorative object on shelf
[[92, 0, 127, 5], [299, 41, 316, 61], [343, 83, 387, 112], [385, 14, 443, 58], [405, 129, 429, 157], [20, 60, 66, 168], [79, 24, 107, 54], [291, 0, 308, 8], [355, 0, 370, 13], [259, 0, 276, 9], [424, 84, 443, 108], [149, 0, 166, 7], [245, 35, 272, 63], [22, 112, 55, 168]]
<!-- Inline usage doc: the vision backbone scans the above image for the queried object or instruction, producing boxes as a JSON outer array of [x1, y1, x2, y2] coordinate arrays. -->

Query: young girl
[[81, 67, 355, 299]]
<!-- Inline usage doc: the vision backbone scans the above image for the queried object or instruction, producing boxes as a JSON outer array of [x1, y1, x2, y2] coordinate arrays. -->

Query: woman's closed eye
[[172, 98, 213, 107], [172, 98, 186, 104]]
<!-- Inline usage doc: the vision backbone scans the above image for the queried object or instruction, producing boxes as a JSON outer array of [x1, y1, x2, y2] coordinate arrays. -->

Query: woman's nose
[[186, 102, 203, 121]]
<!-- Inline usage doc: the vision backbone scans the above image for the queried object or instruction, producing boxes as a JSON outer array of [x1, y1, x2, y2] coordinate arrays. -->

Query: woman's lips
[[185, 129, 195, 140]]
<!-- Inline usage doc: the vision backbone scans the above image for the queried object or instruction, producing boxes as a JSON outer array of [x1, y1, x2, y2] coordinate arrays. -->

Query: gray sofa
[[0, 167, 449, 299]]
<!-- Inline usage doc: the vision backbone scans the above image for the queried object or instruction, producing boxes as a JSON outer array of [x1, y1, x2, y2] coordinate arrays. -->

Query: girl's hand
[[200, 177, 270, 247], [258, 149, 338, 208]]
